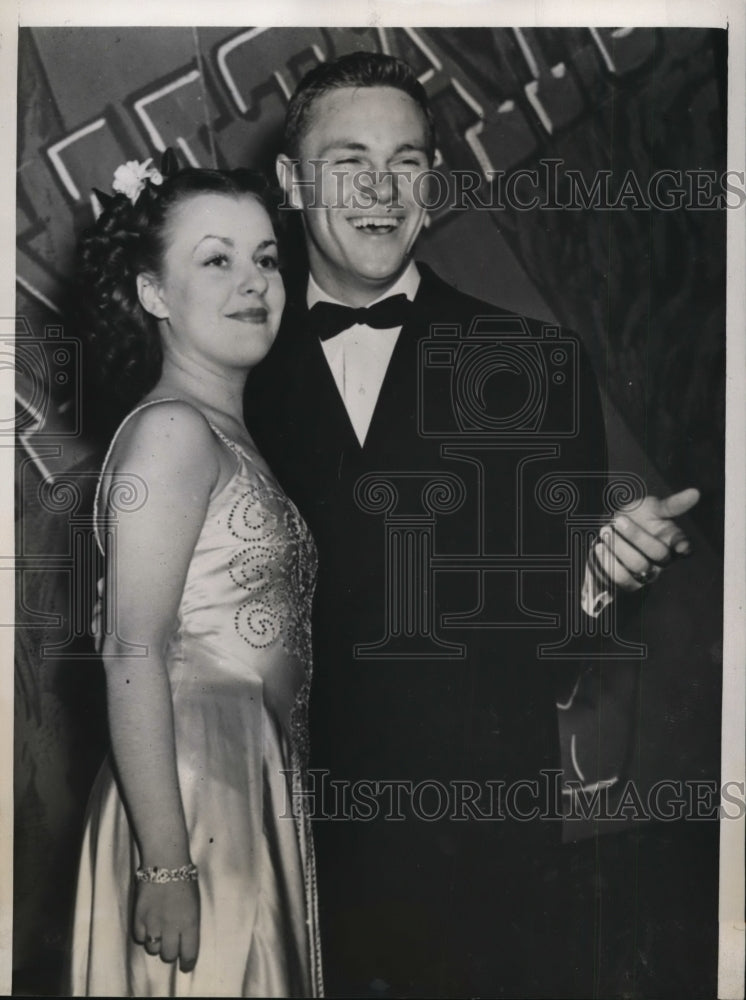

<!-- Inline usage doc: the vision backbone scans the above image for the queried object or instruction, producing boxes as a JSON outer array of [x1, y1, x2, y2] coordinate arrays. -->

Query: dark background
[[15, 26, 725, 996]]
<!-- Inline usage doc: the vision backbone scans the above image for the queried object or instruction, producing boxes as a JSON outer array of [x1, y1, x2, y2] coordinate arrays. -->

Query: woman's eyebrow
[[192, 236, 278, 255], [194, 234, 235, 249]]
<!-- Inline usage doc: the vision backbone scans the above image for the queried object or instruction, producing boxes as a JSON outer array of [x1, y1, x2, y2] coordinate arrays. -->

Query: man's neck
[[307, 267, 412, 308], [307, 261, 420, 309]]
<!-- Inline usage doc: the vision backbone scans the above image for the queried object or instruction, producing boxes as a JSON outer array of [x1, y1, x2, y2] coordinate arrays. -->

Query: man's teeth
[[350, 216, 400, 230]]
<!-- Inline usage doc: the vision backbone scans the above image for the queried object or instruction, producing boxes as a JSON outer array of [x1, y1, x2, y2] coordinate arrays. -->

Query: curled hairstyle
[[74, 163, 281, 432], [284, 51, 436, 163]]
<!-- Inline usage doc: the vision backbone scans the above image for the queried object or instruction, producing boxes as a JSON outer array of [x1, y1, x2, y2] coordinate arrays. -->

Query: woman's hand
[[133, 879, 201, 973]]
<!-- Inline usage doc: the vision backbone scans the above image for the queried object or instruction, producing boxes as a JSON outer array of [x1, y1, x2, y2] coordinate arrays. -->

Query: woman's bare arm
[[100, 401, 221, 970]]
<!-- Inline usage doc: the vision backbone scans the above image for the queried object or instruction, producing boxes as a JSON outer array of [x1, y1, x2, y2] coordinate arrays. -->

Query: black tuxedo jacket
[[244, 262, 608, 995]]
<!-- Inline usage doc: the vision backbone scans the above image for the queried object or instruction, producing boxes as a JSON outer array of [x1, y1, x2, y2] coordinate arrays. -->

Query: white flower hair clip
[[111, 158, 164, 204]]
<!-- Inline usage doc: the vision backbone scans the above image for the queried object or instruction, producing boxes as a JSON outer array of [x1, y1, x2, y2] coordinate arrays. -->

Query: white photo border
[[3, 2, 743, 997]]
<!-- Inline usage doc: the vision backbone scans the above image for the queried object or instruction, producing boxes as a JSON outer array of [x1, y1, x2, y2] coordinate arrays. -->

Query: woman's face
[[141, 192, 285, 372]]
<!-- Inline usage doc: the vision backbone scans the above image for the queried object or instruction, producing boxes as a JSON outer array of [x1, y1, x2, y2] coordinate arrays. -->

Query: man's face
[[280, 86, 432, 305]]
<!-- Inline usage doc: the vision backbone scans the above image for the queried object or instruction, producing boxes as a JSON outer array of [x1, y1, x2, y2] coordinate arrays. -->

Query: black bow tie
[[308, 294, 413, 341]]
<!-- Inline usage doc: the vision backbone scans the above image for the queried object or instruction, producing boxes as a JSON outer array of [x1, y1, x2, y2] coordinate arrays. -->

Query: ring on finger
[[632, 566, 658, 585], [146, 935, 162, 946]]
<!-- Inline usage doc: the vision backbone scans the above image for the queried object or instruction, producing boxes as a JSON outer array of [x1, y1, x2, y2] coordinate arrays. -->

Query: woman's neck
[[149, 358, 250, 439]]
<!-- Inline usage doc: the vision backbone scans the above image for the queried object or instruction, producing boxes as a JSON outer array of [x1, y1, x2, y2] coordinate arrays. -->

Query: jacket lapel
[[281, 296, 360, 453], [361, 263, 444, 454]]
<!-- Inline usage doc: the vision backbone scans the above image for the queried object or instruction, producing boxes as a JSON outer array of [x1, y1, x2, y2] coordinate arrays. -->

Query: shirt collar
[[306, 260, 421, 310]]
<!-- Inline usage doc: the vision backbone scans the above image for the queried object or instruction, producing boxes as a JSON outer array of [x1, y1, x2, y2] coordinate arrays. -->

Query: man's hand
[[593, 487, 700, 592]]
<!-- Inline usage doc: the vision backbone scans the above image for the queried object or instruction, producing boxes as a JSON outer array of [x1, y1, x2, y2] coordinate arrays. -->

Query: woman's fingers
[[132, 915, 147, 945], [134, 878, 199, 970], [134, 891, 199, 971], [138, 924, 197, 970], [159, 927, 180, 964], [143, 932, 162, 956], [179, 924, 200, 973]]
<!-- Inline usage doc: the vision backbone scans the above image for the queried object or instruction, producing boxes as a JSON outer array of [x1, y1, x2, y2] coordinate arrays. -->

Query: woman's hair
[[74, 162, 281, 434]]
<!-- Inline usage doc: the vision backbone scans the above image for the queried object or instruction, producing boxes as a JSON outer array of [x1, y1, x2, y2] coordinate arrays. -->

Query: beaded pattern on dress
[[228, 480, 316, 665], [223, 445, 323, 995], [215, 431, 322, 993], [226, 474, 317, 767]]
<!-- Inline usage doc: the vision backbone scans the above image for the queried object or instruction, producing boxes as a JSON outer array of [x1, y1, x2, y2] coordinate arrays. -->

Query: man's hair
[[283, 51, 436, 162]]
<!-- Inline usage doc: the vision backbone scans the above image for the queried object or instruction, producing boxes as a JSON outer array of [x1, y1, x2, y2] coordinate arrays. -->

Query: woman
[[69, 154, 322, 997]]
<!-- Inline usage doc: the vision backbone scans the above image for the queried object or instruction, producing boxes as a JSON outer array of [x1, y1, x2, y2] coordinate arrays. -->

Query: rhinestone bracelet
[[135, 863, 199, 884]]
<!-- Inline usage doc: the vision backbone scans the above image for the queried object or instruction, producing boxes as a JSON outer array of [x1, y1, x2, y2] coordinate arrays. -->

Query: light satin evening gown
[[70, 398, 323, 997]]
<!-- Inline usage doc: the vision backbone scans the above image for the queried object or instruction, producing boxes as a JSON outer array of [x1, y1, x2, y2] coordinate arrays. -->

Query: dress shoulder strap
[[204, 421, 243, 459], [92, 397, 181, 555], [202, 419, 272, 478]]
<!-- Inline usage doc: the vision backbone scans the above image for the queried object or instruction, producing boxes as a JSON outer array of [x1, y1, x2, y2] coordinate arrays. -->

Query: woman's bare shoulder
[[107, 399, 221, 490]]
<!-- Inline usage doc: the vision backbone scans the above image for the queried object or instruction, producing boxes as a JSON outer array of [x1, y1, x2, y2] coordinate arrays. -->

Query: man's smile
[[347, 214, 403, 235]]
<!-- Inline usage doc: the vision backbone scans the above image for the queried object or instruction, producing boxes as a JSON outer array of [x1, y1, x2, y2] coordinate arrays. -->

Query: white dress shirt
[[308, 262, 421, 447]]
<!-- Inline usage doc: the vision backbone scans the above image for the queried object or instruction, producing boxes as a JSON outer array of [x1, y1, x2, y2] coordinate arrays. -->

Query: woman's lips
[[226, 307, 268, 323]]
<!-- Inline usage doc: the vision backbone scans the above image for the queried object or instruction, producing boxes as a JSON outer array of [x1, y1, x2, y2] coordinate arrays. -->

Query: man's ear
[[136, 272, 169, 320], [276, 154, 304, 210]]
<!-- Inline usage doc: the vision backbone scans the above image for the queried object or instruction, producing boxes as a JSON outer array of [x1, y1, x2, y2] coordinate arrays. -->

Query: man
[[245, 51, 698, 997]]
